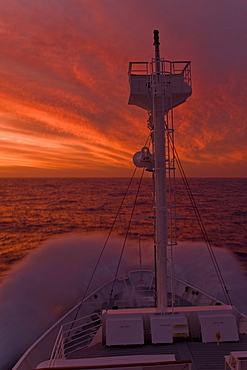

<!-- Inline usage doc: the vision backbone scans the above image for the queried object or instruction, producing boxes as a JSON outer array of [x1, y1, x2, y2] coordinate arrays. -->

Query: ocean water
[[0, 177, 246, 281], [0, 177, 247, 370]]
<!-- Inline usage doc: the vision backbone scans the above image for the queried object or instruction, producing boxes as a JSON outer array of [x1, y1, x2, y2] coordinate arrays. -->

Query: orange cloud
[[0, 0, 246, 177]]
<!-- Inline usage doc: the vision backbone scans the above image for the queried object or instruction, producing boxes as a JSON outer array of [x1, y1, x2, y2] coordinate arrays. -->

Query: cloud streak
[[0, 0, 246, 177]]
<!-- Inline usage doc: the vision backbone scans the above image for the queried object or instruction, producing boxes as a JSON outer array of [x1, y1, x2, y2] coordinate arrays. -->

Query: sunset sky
[[0, 0, 246, 177]]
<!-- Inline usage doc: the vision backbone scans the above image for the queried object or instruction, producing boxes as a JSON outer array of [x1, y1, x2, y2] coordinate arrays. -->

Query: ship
[[12, 31, 247, 370]]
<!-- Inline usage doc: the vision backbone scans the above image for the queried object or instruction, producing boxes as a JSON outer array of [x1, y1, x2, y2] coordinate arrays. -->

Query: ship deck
[[67, 328, 247, 370]]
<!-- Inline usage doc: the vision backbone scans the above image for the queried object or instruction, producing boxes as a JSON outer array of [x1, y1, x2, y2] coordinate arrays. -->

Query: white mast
[[152, 30, 168, 309], [129, 30, 192, 310]]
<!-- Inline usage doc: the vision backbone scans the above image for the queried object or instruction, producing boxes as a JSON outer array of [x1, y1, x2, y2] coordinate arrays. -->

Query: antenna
[[153, 30, 160, 74]]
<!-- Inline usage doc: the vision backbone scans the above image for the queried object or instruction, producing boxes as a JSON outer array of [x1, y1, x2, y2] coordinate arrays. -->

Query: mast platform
[[128, 60, 192, 112]]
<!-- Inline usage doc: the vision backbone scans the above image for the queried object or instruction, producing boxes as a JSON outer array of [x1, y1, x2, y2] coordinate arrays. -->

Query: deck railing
[[48, 313, 101, 367], [129, 60, 191, 87]]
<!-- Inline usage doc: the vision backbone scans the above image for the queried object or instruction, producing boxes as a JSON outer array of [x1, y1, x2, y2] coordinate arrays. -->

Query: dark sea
[[0, 178, 247, 279], [0, 177, 247, 370], [0, 177, 246, 282]]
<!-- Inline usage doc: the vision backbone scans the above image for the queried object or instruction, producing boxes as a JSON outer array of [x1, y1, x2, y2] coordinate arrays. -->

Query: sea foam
[[0, 233, 246, 370], [0, 233, 145, 370]]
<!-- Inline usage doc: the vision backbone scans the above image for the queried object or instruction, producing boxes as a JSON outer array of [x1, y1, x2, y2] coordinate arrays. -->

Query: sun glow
[[0, 0, 246, 177]]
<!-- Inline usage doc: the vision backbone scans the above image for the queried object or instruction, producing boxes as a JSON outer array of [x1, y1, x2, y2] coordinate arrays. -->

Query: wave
[[0, 233, 246, 369]]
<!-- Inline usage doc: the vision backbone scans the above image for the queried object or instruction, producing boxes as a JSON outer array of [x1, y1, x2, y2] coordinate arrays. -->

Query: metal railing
[[150, 59, 191, 86], [48, 313, 101, 367], [128, 61, 149, 75], [172, 61, 191, 86], [128, 60, 191, 94]]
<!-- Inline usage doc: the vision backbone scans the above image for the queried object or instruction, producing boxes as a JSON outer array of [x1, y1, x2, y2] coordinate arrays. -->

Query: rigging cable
[[64, 167, 139, 339], [71, 134, 151, 326], [81, 168, 137, 303], [81, 133, 151, 304], [107, 166, 146, 308], [165, 117, 232, 305]]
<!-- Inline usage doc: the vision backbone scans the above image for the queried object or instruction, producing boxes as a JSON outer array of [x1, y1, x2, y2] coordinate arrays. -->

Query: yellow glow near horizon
[[0, 1, 246, 177]]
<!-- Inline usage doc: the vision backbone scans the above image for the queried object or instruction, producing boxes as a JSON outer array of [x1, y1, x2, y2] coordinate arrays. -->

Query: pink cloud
[[0, 0, 246, 177]]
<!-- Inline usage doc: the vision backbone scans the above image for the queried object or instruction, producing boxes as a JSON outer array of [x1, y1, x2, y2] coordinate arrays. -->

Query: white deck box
[[106, 316, 144, 346], [150, 313, 188, 344], [198, 311, 239, 343]]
